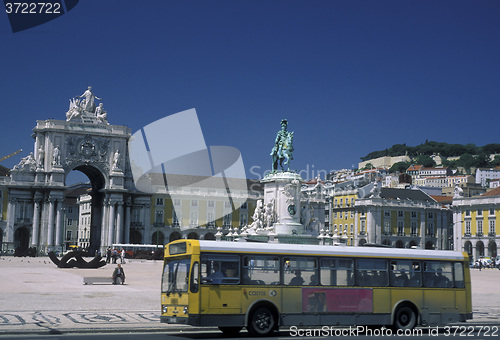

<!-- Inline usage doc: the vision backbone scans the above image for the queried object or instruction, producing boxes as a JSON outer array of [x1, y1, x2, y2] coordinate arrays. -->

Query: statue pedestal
[[261, 171, 304, 235]]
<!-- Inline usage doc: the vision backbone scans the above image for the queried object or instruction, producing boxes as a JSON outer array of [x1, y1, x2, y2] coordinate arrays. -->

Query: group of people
[[106, 247, 126, 264]]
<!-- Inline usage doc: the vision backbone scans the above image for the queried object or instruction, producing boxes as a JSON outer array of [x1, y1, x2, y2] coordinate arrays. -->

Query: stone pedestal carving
[[261, 171, 304, 235]]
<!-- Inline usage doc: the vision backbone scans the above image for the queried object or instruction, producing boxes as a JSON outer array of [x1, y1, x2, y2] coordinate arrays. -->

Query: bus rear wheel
[[218, 327, 242, 336], [247, 307, 276, 336], [393, 305, 417, 330]]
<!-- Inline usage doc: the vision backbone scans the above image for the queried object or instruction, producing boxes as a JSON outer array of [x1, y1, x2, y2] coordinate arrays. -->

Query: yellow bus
[[160, 240, 472, 336]]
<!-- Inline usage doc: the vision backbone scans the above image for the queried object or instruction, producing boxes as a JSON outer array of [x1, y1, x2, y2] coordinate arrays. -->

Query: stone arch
[[14, 227, 30, 251], [187, 232, 199, 240], [358, 238, 367, 246], [476, 241, 484, 258], [395, 240, 404, 248], [382, 239, 392, 246], [204, 232, 216, 240], [130, 230, 142, 244], [425, 241, 435, 250], [65, 164, 107, 254], [169, 231, 181, 243], [488, 241, 497, 258], [152, 231, 165, 246]]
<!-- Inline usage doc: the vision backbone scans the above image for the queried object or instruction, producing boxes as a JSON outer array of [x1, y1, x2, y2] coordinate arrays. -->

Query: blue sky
[[1, 0, 499, 182]]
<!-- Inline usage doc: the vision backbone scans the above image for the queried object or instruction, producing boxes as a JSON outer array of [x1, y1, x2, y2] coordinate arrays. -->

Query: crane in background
[[0, 149, 22, 163]]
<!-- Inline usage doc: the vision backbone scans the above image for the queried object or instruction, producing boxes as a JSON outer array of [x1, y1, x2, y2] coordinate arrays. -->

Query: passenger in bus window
[[289, 270, 304, 285], [433, 268, 450, 288], [309, 274, 318, 286], [207, 263, 223, 284], [398, 269, 410, 286]]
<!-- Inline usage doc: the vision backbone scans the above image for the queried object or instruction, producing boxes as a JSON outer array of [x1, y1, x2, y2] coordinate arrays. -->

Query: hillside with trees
[[360, 141, 500, 172]]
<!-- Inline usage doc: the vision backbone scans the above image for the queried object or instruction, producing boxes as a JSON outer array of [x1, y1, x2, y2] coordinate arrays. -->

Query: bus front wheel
[[393, 305, 417, 330], [247, 306, 276, 336]]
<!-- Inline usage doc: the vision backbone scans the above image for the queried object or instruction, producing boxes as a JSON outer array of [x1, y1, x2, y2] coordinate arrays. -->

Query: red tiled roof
[[406, 165, 422, 171], [481, 186, 500, 197]]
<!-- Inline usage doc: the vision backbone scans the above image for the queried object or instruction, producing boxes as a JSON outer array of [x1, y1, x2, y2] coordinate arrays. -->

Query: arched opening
[[476, 241, 484, 259], [358, 239, 367, 246], [463, 241, 473, 259], [382, 239, 391, 246], [169, 231, 181, 243], [409, 240, 418, 248], [395, 240, 404, 248], [488, 241, 497, 258], [65, 165, 106, 255], [130, 230, 142, 244], [187, 232, 199, 240], [14, 227, 30, 251], [152, 231, 165, 246], [425, 241, 435, 250], [204, 232, 216, 240]]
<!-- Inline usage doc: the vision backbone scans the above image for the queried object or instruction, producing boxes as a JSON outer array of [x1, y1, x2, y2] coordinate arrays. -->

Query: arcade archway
[[152, 231, 165, 245], [187, 232, 199, 240], [169, 231, 181, 243], [476, 241, 484, 258], [14, 227, 30, 251], [65, 165, 106, 255], [204, 232, 216, 240], [488, 241, 497, 258]]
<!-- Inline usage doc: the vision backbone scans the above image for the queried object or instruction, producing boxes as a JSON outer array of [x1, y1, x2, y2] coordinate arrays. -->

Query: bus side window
[[243, 256, 279, 285], [424, 261, 453, 288], [201, 255, 239, 285], [356, 259, 388, 287], [320, 258, 353, 286], [390, 261, 421, 287], [284, 257, 317, 286]]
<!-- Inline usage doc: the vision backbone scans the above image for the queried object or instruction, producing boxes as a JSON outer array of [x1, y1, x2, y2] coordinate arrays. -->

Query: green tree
[[390, 161, 411, 173], [415, 155, 436, 167]]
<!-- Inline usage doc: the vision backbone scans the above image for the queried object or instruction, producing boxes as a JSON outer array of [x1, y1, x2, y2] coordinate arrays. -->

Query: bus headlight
[[183, 306, 188, 314], [162, 305, 168, 314]]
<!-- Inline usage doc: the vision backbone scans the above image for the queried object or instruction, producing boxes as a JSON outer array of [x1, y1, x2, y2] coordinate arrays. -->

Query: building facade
[[452, 186, 500, 261]]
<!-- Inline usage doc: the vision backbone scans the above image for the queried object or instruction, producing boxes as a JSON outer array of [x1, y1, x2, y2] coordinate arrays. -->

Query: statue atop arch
[[270, 119, 294, 171], [66, 86, 108, 124]]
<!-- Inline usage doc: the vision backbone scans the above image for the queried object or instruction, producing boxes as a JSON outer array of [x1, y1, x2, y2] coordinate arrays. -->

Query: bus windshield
[[162, 258, 191, 296]]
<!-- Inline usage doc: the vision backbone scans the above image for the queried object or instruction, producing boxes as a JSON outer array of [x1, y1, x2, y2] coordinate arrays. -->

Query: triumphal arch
[[5, 87, 150, 255]]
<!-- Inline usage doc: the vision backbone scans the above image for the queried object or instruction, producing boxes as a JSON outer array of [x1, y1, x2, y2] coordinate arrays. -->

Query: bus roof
[[185, 240, 466, 261]]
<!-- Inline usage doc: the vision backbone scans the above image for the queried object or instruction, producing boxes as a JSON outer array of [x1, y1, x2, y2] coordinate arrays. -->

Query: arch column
[[100, 196, 110, 250], [124, 199, 131, 244], [31, 197, 42, 247], [115, 201, 124, 244], [6, 198, 17, 242], [47, 198, 55, 247], [108, 201, 116, 247], [55, 199, 64, 249]]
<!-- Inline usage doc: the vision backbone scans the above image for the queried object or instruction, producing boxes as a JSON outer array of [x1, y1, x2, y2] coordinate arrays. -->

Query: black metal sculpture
[[48, 251, 106, 268]]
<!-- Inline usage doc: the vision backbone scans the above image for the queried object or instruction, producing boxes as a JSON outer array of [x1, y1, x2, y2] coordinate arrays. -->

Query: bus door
[[200, 255, 241, 314]]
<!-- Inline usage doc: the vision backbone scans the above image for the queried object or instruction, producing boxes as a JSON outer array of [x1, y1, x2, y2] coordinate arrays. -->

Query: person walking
[[106, 247, 111, 264]]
